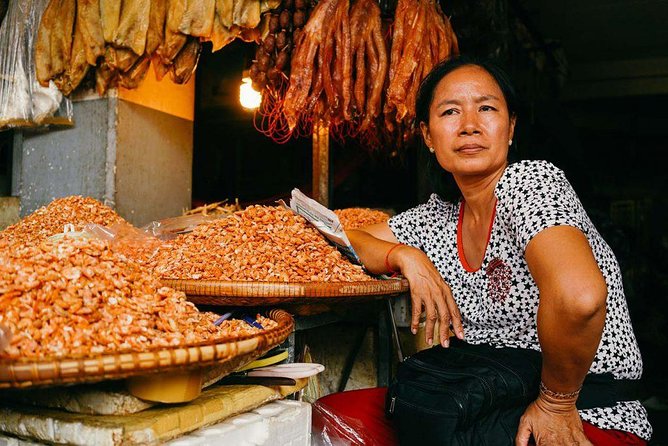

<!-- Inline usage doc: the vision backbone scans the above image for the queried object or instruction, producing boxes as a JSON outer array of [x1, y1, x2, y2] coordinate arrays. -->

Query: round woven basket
[[0, 309, 293, 389], [161, 278, 410, 306]]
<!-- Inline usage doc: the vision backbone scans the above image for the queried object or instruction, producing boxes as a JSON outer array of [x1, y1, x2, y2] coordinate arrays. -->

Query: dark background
[[191, 0, 668, 442]]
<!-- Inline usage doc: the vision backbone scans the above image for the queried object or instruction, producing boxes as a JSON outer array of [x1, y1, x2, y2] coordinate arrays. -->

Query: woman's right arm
[[347, 224, 464, 346]]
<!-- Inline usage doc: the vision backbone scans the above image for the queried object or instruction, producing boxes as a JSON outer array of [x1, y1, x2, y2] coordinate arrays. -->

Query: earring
[[428, 146, 435, 153], [508, 139, 513, 146]]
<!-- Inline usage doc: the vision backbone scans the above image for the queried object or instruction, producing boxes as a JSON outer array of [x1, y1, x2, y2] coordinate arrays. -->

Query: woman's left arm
[[515, 225, 607, 446]]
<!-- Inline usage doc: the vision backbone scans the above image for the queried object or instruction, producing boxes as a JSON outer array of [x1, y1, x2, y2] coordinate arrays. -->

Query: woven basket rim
[[0, 309, 293, 388], [161, 277, 410, 298]]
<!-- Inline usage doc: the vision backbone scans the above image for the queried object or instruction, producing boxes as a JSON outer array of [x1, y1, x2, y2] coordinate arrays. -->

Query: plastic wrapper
[[311, 400, 380, 446], [0, 0, 31, 128], [83, 222, 164, 267], [141, 214, 221, 240], [0, 0, 73, 130]]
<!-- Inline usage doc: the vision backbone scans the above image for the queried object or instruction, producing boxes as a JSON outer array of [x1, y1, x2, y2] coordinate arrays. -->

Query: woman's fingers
[[442, 283, 465, 339], [434, 292, 452, 347], [423, 300, 438, 346], [402, 249, 463, 346], [410, 291, 424, 335], [515, 418, 532, 446]]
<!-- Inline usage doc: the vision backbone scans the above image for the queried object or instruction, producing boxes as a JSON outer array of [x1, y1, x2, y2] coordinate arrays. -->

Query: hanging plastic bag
[[0, 0, 73, 130], [0, 0, 32, 129], [27, 0, 73, 127]]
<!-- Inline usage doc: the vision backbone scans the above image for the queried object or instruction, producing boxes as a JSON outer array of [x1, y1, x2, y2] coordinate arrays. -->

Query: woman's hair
[[415, 56, 521, 200], [415, 55, 519, 125]]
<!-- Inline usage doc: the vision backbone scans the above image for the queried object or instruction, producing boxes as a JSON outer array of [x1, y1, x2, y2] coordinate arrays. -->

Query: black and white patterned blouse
[[388, 160, 652, 440]]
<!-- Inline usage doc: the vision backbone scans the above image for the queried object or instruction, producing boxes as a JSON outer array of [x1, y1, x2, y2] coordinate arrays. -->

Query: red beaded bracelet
[[384, 243, 404, 274]]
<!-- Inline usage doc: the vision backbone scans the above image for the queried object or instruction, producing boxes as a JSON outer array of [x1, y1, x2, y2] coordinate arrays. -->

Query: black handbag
[[385, 339, 639, 446], [385, 338, 542, 446]]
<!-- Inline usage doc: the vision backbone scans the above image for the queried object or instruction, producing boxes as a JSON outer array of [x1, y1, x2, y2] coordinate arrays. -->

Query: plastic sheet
[[311, 400, 378, 446], [311, 388, 401, 446], [141, 214, 221, 240], [83, 222, 164, 266], [0, 0, 73, 131]]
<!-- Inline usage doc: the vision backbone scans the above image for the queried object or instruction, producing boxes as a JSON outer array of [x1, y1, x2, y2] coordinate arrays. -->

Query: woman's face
[[420, 65, 516, 180]]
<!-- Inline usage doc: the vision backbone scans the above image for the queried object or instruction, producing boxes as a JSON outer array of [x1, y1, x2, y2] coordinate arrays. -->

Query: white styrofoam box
[[165, 436, 207, 446], [166, 401, 311, 446], [0, 433, 45, 446]]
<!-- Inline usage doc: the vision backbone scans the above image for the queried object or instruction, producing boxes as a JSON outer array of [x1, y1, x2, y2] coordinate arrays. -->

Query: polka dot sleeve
[[501, 161, 589, 251]]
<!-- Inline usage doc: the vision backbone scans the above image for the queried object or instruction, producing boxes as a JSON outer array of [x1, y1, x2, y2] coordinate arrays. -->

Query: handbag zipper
[[390, 394, 466, 417]]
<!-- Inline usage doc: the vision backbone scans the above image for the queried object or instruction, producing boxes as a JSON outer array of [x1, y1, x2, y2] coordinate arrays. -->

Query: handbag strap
[[577, 373, 641, 410]]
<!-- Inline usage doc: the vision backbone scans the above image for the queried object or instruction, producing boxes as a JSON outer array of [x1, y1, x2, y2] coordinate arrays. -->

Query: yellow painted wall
[[118, 64, 195, 122]]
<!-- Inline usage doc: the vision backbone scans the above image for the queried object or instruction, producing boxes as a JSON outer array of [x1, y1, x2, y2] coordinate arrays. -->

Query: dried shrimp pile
[[154, 205, 372, 282], [335, 208, 390, 230], [0, 196, 126, 247], [0, 238, 275, 359]]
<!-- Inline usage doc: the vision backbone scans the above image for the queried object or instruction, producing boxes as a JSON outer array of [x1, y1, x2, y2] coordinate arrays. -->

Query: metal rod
[[386, 298, 404, 363]]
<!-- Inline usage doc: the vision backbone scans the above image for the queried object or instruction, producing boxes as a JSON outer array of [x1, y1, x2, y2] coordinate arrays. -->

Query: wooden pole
[[312, 120, 330, 206]]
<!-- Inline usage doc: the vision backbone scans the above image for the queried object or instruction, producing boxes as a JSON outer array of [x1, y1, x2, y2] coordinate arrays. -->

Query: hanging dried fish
[[119, 54, 151, 88], [113, 0, 151, 55], [145, 0, 167, 55], [100, 0, 121, 42], [179, 0, 216, 37], [160, 0, 188, 62], [35, 0, 274, 95], [170, 36, 201, 84], [35, 0, 75, 87], [76, 0, 105, 65]]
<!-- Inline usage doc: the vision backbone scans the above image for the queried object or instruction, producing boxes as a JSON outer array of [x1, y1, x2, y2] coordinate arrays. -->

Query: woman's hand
[[394, 244, 465, 347], [515, 395, 592, 446], [345, 225, 464, 347]]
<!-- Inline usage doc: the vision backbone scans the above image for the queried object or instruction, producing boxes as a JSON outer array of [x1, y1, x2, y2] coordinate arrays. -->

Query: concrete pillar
[[14, 69, 195, 227]]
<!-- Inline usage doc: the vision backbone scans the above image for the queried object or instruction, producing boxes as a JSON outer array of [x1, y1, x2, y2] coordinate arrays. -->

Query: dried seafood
[[0, 237, 276, 359], [0, 196, 126, 247], [35, 0, 273, 95], [335, 207, 390, 230], [154, 205, 372, 282], [384, 0, 458, 137], [184, 199, 242, 217]]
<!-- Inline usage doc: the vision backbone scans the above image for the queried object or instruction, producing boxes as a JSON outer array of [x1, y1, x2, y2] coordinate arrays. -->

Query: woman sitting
[[345, 56, 651, 445]]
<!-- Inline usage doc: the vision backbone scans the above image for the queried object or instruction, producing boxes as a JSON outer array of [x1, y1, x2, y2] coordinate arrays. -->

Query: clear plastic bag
[[141, 214, 221, 240], [83, 222, 164, 267], [27, 0, 73, 127], [0, 0, 73, 130], [0, 0, 32, 129], [311, 400, 378, 446]]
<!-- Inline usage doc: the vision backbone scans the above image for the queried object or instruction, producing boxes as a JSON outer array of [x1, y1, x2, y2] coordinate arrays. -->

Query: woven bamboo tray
[[161, 278, 410, 306], [0, 309, 293, 389]]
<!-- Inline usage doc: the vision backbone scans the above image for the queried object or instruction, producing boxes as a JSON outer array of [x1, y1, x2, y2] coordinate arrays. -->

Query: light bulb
[[239, 77, 262, 110]]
